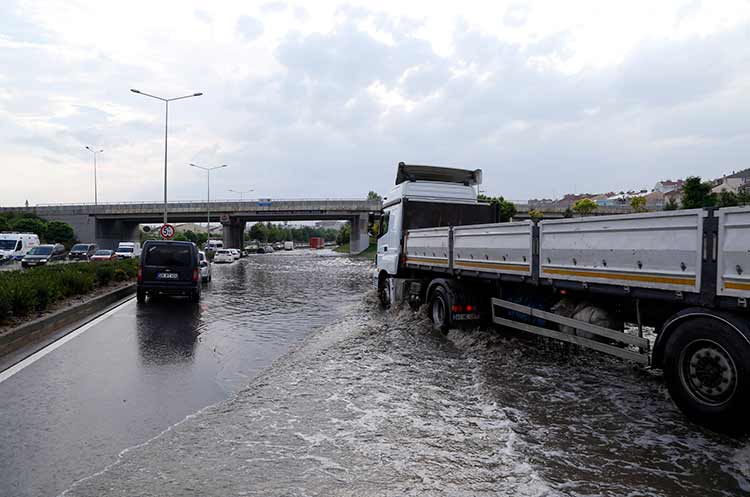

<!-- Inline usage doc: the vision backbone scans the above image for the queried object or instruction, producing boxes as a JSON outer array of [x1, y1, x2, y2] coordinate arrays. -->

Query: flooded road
[[0, 250, 371, 497], [2, 249, 748, 497], [62, 292, 749, 496]]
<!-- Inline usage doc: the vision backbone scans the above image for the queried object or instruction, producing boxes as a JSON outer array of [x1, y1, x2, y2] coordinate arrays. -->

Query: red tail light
[[192, 268, 199, 282], [465, 305, 474, 312], [451, 304, 462, 312], [137, 267, 142, 283]]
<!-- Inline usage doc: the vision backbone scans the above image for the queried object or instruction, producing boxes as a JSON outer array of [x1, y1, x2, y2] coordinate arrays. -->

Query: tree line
[[0, 212, 76, 246]]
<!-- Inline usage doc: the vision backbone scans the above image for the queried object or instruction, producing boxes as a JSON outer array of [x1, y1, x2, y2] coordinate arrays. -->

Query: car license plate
[[27, 262, 36, 266], [157, 272, 179, 280]]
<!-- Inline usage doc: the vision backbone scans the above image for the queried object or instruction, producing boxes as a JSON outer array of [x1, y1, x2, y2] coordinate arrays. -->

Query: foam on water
[[62, 292, 747, 497]]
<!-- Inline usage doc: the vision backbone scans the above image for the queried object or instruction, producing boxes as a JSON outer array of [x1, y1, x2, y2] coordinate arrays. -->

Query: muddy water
[[63, 282, 749, 496]]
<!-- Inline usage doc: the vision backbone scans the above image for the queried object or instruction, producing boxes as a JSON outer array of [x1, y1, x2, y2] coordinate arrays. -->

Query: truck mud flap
[[491, 298, 650, 364]]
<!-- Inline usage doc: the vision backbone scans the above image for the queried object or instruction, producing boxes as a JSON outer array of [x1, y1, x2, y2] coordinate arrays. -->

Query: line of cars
[[213, 248, 241, 263]]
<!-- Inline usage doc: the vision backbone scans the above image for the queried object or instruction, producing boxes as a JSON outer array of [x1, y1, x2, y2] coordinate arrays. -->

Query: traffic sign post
[[160, 223, 176, 240]]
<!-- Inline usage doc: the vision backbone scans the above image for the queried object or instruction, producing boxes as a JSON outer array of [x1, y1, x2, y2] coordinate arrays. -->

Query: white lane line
[[0, 297, 136, 385]]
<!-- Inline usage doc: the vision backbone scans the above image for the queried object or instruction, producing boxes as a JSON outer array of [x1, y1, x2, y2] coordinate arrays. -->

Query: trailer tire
[[429, 286, 451, 334], [663, 317, 750, 434]]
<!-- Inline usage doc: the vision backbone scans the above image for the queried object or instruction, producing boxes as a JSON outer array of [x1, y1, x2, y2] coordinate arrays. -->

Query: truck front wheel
[[663, 317, 750, 434], [429, 287, 452, 334], [378, 275, 390, 308]]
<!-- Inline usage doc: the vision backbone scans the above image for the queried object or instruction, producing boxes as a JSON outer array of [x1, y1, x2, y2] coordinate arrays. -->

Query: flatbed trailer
[[376, 163, 750, 433]]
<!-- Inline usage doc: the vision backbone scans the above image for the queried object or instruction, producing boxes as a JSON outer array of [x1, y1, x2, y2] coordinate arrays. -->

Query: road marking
[[0, 297, 135, 384]]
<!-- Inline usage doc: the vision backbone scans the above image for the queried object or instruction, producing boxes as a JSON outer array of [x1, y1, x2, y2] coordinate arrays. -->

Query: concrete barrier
[[0, 284, 136, 371]]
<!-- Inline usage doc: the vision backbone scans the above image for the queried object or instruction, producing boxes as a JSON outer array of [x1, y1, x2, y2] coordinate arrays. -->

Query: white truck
[[375, 162, 750, 433], [115, 241, 141, 259], [0, 232, 40, 261]]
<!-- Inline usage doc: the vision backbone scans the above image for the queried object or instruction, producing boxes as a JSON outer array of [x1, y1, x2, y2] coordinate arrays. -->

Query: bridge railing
[[30, 198, 378, 207]]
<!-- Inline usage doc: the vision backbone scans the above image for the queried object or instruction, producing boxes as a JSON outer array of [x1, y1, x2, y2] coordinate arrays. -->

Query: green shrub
[[0, 287, 12, 323], [113, 268, 128, 282], [11, 282, 37, 316], [95, 264, 115, 286], [60, 269, 95, 296]]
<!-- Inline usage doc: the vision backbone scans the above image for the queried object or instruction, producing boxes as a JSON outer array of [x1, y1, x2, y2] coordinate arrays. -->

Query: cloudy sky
[[1, 0, 749, 206]]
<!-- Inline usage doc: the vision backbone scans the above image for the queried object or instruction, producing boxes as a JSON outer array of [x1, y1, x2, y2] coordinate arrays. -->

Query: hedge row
[[0, 259, 138, 323]]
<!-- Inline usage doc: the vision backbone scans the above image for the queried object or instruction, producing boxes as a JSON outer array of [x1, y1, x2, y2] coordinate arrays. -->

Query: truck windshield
[[0, 240, 18, 250], [144, 245, 191, 267]]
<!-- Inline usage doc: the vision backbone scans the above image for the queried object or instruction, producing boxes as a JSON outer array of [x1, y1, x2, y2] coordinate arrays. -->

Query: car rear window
[[72, 244, 88, 251], [216, 249, 229, 254], [144, 245, 192, 267], [94, 250, 112, 256]]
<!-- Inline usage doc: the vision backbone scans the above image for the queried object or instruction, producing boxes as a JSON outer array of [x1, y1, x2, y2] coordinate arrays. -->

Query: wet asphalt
[[0, 250, 371, 497]]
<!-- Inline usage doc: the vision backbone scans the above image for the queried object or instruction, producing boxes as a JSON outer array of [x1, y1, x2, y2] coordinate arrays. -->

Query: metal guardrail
[[29, 198, 377, 207]]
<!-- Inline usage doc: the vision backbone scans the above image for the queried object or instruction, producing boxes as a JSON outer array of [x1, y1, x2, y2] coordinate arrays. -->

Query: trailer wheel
[[429, 287, 451, 333], [663, 317, 750, 433]]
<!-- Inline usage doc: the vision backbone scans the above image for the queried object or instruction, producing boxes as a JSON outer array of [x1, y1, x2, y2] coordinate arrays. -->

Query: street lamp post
[[228, 188, 253, 201], [85, 146, 103, 205], [131, 89, 203, 224], [189, 164, 228, 239]]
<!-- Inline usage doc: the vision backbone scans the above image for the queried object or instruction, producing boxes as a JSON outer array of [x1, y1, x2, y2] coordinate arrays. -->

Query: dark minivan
[[137, 240, 202, 303], [68, 243, 97, 261]]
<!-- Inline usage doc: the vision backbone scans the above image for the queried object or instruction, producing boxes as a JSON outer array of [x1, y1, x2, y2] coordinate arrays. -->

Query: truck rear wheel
[[429, 287, 451, 333], [663, 317, 750, 434]]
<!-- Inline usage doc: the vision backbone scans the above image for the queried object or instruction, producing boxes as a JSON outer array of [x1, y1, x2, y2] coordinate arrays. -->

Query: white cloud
[[0, 0, 749, 206]]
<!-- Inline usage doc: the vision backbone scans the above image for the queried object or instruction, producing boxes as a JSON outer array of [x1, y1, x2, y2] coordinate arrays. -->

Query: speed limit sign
[[159, 223, 176, 239]]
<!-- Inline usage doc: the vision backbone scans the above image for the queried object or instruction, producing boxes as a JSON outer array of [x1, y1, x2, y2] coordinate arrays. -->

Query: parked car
[[198, 251, 212, 283], [213, 249, 234, 263], [229, 248, 241, 260], [115, 241, 141, 259], [90, 249, 117, 261], [68, 243, 97, 261], [273, 242, 284, 251], [137, 240, 201, 303], [0, 232, 40, 261], [284, 241, 294, 251], [21, 244, 67, 268]]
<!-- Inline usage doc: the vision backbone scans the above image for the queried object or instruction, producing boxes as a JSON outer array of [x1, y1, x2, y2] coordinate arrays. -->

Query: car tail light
[[137, 267, 142, 283], [465, 304, 474, 312], [451, 304, 462, 312], [192, 268, 199, 282]]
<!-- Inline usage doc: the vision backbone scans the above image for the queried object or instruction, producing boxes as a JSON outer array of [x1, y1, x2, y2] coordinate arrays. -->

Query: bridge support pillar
[[95, 220, 140, 250], [222, 218, 245, 249], [349, 214, 370, 254]]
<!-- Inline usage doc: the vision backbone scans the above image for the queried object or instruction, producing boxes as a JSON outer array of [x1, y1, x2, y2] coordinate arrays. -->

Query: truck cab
[[377, 162, 486, 277]]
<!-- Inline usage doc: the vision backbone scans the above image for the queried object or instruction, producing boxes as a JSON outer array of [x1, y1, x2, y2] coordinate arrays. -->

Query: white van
[[284, 241, 294, 251], [205, 239, 224, 252], [115, 241, 142, 259], [0, 232, 41, 260]]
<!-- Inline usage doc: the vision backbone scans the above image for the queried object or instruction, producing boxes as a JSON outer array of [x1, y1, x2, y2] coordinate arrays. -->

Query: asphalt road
[[0, 251, 371, 497]]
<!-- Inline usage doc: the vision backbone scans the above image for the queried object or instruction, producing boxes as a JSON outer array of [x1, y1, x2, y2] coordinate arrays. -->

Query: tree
[[367, 191, 382, 202], [563, 207, 574, 218], [336, 223, 351, 245], [0, 217, 10, 232], [11, 217, 47, 239], [681, 176, 715, 209], [173, 233, 188, 241], [478, 194, 517, 222], [572, 198, 598, 216], [716, 190, 740, 208], [45, 220, 75, 245], [630, 196, 647, 213], [249, 222, 268, 243], [528, 209, 544, 222], [664, 197, 679, 211]]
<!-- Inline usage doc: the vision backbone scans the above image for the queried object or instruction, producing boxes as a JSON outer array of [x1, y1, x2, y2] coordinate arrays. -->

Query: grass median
[[0, 259, 138, 324]]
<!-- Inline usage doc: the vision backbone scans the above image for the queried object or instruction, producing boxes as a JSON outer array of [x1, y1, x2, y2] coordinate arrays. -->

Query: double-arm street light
[[189, 163, 229, 238], [84, 146, 103, 205], [228, 188, 254, 201], [130, 88, 203, 224]]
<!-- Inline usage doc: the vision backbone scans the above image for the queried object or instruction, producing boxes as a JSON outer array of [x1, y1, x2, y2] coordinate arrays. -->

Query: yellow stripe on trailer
[[454, 260, 530, 272], [543, 267, 695, 287]]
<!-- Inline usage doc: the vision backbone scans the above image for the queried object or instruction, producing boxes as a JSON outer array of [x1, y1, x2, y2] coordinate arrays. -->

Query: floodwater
[[59, 263, 749, 495], [0, 249, 371, 497]]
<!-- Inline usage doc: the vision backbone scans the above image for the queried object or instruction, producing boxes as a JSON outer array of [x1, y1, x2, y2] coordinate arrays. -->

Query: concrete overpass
[[0, 199, 382, 253]]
